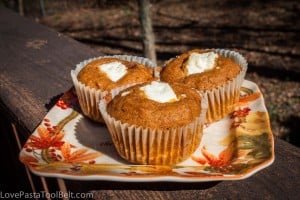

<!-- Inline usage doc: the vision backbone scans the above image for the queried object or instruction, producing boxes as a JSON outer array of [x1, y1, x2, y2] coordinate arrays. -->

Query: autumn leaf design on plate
[[236, 87, 261, 107], [19, 155, 39, 167], [60, 142, 101, 164], [192, 143, 236, 167], [25, 126, 65, 150]]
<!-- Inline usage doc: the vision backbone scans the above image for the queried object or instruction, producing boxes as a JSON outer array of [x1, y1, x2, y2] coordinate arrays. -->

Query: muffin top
[[160, 49, 241, 91], [107, 81, 202, 129], [77, 57, 156, 91]]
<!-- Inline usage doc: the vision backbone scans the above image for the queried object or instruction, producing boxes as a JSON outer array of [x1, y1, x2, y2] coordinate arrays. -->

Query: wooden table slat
[[0, 7, 98, 132]]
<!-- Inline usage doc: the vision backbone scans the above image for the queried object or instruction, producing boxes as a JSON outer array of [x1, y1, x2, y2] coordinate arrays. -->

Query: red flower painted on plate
[[192, 143, 235, 167], [56, 99, 69, 109], [25, 126, 65, 149], [231, 107, 251, 118], [55, 89, 78, 109], [231, 107, 251, 128]]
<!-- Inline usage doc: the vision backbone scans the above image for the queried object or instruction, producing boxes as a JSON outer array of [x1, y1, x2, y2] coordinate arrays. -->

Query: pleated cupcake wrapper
[[99, 94, 208, 166], [203, 49, 248, 123], [71, 55, 157, 123]]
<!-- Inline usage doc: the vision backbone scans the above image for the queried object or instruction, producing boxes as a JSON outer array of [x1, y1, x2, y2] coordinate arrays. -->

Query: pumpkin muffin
[[99, 81, 207, 165], [71, 55, 156, 123], [160, 49, 247, 123]]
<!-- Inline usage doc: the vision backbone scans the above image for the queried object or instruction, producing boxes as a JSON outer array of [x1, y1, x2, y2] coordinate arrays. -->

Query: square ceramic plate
[[19, 80, 274, 182]]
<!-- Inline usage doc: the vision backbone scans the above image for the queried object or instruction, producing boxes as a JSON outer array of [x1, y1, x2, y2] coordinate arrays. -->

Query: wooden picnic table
[[0, 7, 299, 200]]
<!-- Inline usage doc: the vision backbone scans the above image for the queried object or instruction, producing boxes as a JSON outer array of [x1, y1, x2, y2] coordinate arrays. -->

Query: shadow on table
[[45, 92, 63, 111], [64, 179, 220, 192], [282, 115, 300, 147]]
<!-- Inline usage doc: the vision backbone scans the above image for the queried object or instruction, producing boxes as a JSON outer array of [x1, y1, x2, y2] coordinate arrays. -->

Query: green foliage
[[238, 133, 272, 160]]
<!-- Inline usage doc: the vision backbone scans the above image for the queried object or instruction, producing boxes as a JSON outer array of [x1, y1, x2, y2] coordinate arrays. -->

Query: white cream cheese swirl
[[140, 81, 178, 103], [186, 52, 219, 75], [98, 61, 127, 82]]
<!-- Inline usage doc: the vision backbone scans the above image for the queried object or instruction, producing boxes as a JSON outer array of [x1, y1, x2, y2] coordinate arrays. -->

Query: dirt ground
[[17, 0, 300, 146]]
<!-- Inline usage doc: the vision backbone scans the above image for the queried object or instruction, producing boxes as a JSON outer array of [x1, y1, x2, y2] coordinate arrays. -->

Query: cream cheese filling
[[98, 61, 127, 82], [140, 81, 178, 103], [186, 52, 219, 75]]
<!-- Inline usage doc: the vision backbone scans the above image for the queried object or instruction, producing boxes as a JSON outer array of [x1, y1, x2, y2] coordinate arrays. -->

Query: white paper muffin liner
[[71, 55, 157, 123], [202, 49, 248, 123], [99, 92, 208, 166]]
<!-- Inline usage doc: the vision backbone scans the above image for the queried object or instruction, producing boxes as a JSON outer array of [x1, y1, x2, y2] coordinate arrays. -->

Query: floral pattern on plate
[[19, 80, 274, 182]]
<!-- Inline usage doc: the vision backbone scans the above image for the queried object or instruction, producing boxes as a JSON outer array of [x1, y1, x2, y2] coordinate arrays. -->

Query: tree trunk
[[18, 0, 24, 16], [40, 0, 46, 16], [138, 0, 157, 65]]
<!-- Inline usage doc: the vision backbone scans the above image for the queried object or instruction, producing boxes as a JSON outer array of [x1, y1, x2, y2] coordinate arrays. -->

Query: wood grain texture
[[0, 7, 98, 132], [0, 7, 299, 200]]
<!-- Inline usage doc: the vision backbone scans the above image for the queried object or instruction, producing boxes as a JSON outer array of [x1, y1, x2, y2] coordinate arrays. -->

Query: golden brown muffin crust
[[77, 57, 155, 91], [107, 83, 202, 129], [160, 49, 241, 91]]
